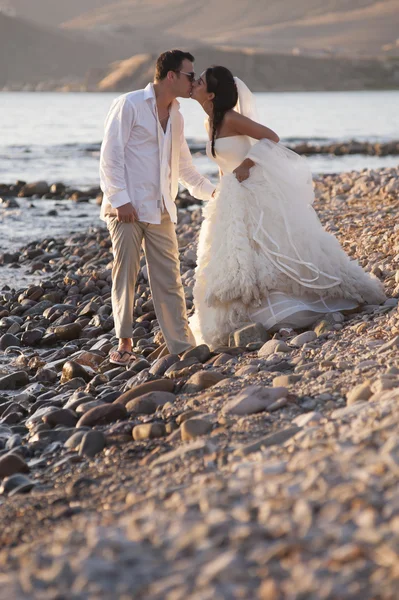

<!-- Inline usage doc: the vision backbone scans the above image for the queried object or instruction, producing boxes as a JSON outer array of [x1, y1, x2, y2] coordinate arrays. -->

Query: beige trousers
[[106, 211, 196, 354]]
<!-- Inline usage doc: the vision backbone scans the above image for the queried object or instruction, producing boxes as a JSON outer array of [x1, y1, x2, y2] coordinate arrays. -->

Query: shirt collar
[[144, 83, 155, 100], [144, 83, 180, 109]]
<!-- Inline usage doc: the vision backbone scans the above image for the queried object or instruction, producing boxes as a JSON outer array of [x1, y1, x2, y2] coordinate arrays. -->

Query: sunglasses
[[176, 70, 195, 82]]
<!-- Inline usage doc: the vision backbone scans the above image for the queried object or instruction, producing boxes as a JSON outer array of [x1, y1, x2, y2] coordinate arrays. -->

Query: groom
[[100, 49, 215, 365]]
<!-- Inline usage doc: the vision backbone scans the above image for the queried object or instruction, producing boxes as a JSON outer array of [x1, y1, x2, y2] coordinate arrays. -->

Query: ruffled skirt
[[190, 141, 385, 348]]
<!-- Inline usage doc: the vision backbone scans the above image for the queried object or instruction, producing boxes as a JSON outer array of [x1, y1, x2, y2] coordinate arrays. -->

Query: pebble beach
[[0, 163, 398, 599]]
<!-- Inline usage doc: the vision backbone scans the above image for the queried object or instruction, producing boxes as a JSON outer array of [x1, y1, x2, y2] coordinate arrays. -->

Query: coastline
[[2, 49, 399, 94], [0, 164, 398, 595], [1, 150, 398, 287]]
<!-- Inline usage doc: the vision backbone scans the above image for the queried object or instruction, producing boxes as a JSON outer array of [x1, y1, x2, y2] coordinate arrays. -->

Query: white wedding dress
[[190, 134, 386, 348]]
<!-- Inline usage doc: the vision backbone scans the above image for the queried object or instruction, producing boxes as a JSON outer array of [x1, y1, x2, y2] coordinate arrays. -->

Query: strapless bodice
[[206, 135, 253, 173]]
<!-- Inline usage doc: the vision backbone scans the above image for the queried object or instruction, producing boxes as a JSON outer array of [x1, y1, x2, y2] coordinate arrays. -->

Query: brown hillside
[[1, 2, 399, 91], [5, 1, 111, 27], [62, 0, 399, 56], [97, 47, 399, 93], [0, 13, 112, 87], [6, 0, 399, 56]]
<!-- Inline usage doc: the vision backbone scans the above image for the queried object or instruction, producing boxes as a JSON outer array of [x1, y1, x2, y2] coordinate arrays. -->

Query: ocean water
[[0, 90, 398, 288], [0, 90, 398, 187]]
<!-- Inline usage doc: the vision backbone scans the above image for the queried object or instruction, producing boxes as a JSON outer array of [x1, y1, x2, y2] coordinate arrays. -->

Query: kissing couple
[[100, 49, 385, 366]]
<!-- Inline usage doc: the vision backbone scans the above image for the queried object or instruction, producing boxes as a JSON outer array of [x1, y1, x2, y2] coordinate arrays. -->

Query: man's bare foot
[[109, 339, 134, 366]]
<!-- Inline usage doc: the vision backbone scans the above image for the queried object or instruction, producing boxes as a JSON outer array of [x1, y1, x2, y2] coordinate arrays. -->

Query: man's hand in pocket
[[116, 203, 138, 223]]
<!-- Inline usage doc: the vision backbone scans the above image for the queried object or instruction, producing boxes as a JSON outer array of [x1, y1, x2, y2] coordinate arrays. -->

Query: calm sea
[[0, 90, 398, 288], [0, 90, 398, 187]]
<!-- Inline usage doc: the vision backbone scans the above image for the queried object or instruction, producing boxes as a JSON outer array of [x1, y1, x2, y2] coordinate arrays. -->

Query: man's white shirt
[[100, 83, 215, 224]]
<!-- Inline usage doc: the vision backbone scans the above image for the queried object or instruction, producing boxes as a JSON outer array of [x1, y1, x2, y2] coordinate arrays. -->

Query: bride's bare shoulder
[[222, 109, 246, 136], [223, 109, 239, 123]]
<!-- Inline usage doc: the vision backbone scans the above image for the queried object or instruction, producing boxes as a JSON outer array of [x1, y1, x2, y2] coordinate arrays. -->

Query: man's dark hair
[[154, 49, 194, 81]]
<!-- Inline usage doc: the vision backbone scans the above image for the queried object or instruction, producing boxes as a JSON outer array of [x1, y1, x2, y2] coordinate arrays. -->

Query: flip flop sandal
[[109, 349, 135, 366]]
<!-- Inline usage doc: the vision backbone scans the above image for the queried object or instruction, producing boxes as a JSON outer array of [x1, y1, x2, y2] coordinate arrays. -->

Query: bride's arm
[[225, 111, 280, 143], [226, 111, 280, 183]]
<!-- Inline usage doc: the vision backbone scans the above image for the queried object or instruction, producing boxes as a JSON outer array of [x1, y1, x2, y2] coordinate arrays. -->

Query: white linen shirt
[[99, 83, 215, 223]]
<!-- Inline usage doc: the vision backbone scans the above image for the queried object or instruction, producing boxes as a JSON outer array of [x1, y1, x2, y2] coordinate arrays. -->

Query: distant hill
[[1, 1, 399, 92], [97, 47, 399, 93], [4, 1, 111, 28], [0, 13, 112, 88], [62, 0, 399, 57], [6, 0, 399, 56]]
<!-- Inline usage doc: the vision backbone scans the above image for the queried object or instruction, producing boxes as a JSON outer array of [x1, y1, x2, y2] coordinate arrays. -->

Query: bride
[[189, 66, 386, 348]]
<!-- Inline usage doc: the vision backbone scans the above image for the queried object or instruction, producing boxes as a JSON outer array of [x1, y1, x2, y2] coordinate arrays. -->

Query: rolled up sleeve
[[100, 96, 136, 209], [178, 115, 215, 201]]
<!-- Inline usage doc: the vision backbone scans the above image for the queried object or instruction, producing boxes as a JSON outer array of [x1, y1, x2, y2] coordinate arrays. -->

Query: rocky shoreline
[[0, 179, 199, 210], [0, 166, 398, 598], [0, 180, 103, 204], [290, 140, 399, 157], [0, 182, 195, 289], [60, 139, 399, 158], [191, 140, 399, 158]]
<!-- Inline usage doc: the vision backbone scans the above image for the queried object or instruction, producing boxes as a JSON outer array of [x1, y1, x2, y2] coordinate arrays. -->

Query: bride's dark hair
[[205, 66, 238, 158]]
